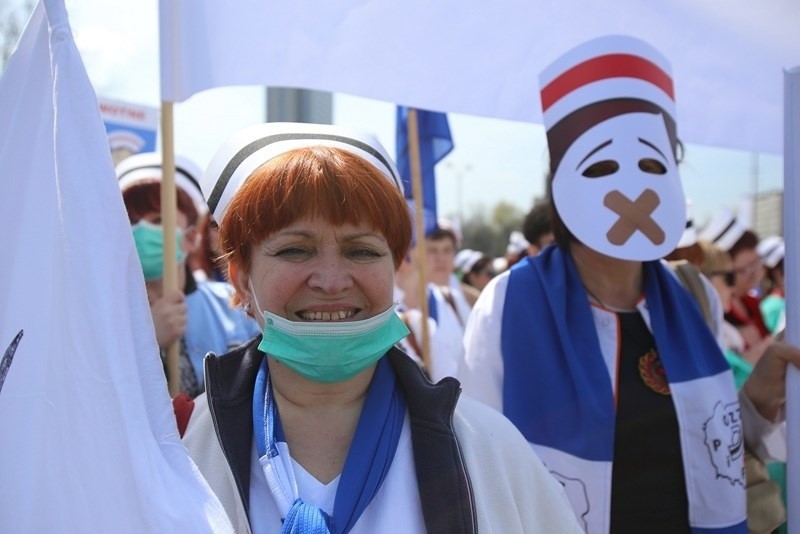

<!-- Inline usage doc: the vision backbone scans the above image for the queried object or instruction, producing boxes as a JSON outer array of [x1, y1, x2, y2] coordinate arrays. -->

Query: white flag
[[785, 65, 800, 534], [0, 1, 232, 531], [159, 0, 799, 155]]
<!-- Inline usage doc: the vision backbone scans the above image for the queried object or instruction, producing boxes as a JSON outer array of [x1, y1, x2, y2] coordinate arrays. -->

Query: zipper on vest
[[450, 387, 479, 533]]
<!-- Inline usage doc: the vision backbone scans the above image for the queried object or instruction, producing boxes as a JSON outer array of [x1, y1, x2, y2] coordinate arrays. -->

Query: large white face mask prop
[[552, 112, 685, 261], [540, 35, 687, 261]]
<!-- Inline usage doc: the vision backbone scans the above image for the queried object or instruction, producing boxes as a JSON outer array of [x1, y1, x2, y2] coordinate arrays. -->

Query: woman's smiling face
[[236, 215, 396, 326]]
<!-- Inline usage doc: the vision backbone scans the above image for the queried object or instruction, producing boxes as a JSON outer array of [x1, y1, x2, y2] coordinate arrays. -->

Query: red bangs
[[219, 146, 411, 272]]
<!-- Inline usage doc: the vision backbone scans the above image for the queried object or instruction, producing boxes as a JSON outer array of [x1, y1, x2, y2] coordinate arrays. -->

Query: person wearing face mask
[[117, 153, 260, 399], [459, 36, 800, 533], [178, 123, 581, 534]]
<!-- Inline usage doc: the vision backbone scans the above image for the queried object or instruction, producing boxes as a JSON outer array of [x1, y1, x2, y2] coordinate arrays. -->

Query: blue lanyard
[[252, 355, 406, 533]]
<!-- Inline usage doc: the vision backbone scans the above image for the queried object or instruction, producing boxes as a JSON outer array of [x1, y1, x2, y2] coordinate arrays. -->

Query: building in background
[[267, 88, 332, 124], [753, 190, 783, 238]]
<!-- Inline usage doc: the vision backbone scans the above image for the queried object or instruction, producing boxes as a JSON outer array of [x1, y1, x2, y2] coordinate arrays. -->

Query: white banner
[[0, 1, 231, 531], [784, 65, 800, 534], [159, 0, 799, 155]]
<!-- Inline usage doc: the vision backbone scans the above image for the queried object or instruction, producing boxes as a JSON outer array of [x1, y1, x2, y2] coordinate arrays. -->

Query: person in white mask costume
[[179, 122, 580, 534], [459, 35, 800, 534]]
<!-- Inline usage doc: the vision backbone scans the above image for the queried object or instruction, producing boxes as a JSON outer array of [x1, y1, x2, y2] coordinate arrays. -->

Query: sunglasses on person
[[733, 257, 762, 277], [709, 270, 736, 287]]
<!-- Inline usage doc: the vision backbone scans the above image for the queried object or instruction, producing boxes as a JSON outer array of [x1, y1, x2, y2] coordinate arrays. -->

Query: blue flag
[[395, 107, 453, 235]]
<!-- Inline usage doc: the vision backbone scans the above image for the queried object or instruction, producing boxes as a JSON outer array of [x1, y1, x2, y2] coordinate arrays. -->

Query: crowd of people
[[108, 36, 800, 534]]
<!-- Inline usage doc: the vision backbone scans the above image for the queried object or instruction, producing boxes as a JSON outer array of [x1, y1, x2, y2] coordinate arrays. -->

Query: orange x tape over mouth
[[604, 189, 665, 246]]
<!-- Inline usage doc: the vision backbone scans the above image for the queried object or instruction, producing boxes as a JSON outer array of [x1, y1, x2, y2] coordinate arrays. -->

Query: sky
[[4, 0, 786, 230]]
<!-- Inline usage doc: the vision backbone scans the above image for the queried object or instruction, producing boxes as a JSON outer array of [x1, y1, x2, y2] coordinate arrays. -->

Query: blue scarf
[[253, 356, 406, 534], [501, 246, 745, 533]]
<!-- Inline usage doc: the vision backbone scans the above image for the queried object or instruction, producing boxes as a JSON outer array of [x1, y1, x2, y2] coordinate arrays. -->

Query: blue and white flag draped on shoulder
[[395, 107, 453, 235], [501, 247, 746, 533], [0, 1, 232, 531]]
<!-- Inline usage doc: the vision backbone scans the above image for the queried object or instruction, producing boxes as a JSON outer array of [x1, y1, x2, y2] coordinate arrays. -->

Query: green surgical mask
[[131, 220, 185, 281], [256, 304, 410, 383]]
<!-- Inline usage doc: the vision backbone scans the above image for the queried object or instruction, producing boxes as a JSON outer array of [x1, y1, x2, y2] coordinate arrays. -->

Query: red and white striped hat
[[539, 35, 676, 132]]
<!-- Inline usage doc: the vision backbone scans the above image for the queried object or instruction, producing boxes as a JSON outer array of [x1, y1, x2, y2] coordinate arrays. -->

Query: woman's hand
[[743, 341, 800, 421], [743, 335, 773, 366], [150, 290, 187, 348]]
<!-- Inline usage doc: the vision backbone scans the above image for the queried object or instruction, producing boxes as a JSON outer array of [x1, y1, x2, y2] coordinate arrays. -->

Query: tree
[[1, 1, 35, 72], [459, 201, 527, 258], [492, 201, 525, 251]]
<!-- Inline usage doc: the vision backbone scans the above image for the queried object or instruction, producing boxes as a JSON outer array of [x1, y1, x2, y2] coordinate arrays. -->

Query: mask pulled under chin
[[256, 305, 410, 383]]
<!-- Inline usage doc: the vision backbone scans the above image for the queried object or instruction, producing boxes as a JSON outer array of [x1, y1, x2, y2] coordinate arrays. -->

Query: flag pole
[[160, 100, 181, 398], [407, 108, 432, 372], [783, 66, 800, 534]]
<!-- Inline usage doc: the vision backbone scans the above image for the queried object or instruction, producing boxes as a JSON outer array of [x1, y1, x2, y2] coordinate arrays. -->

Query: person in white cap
[[117, 152, 260, 399], [417, 221, 472, 380], [664, 199, 728, 347], [700, 209, 771, 355], [460, 35, 800, 534], [665, 198, 704, 268], [179, 122, 581, 534], [456, 248, 495, 294], [504, 230, 531, 268]]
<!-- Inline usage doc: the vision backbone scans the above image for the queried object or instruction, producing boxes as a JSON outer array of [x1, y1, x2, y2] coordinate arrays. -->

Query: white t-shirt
[[248, 412, 426, 533]]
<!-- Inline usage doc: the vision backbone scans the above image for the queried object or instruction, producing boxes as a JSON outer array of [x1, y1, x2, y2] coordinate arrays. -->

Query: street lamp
[[443, 161, 472, 225]]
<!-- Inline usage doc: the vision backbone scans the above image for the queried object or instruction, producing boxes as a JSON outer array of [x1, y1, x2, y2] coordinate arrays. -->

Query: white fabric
[[533, 445, 611, 533], [455, 249, 483, 274], [426, 280, 470, 382], [397, 307, 436, 366], [185, 390, 583, 533], [0, 1, 232, 531], [248, 413, 426, 533], [201, 122, 402, 223], [506, 230, 530, 256], [449, 274, 474, 323], [115, 152, 208, 215], [159, 0, 798, 154], [776, 310, 787, 335], [698, 207, 748, 252], [292, 459, 338, 514], [784, 66, 800, 526], [756, 235, 785, 269]]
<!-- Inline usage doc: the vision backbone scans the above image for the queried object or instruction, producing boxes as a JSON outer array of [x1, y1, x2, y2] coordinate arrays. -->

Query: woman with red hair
[[180, 123, 579, 533]]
